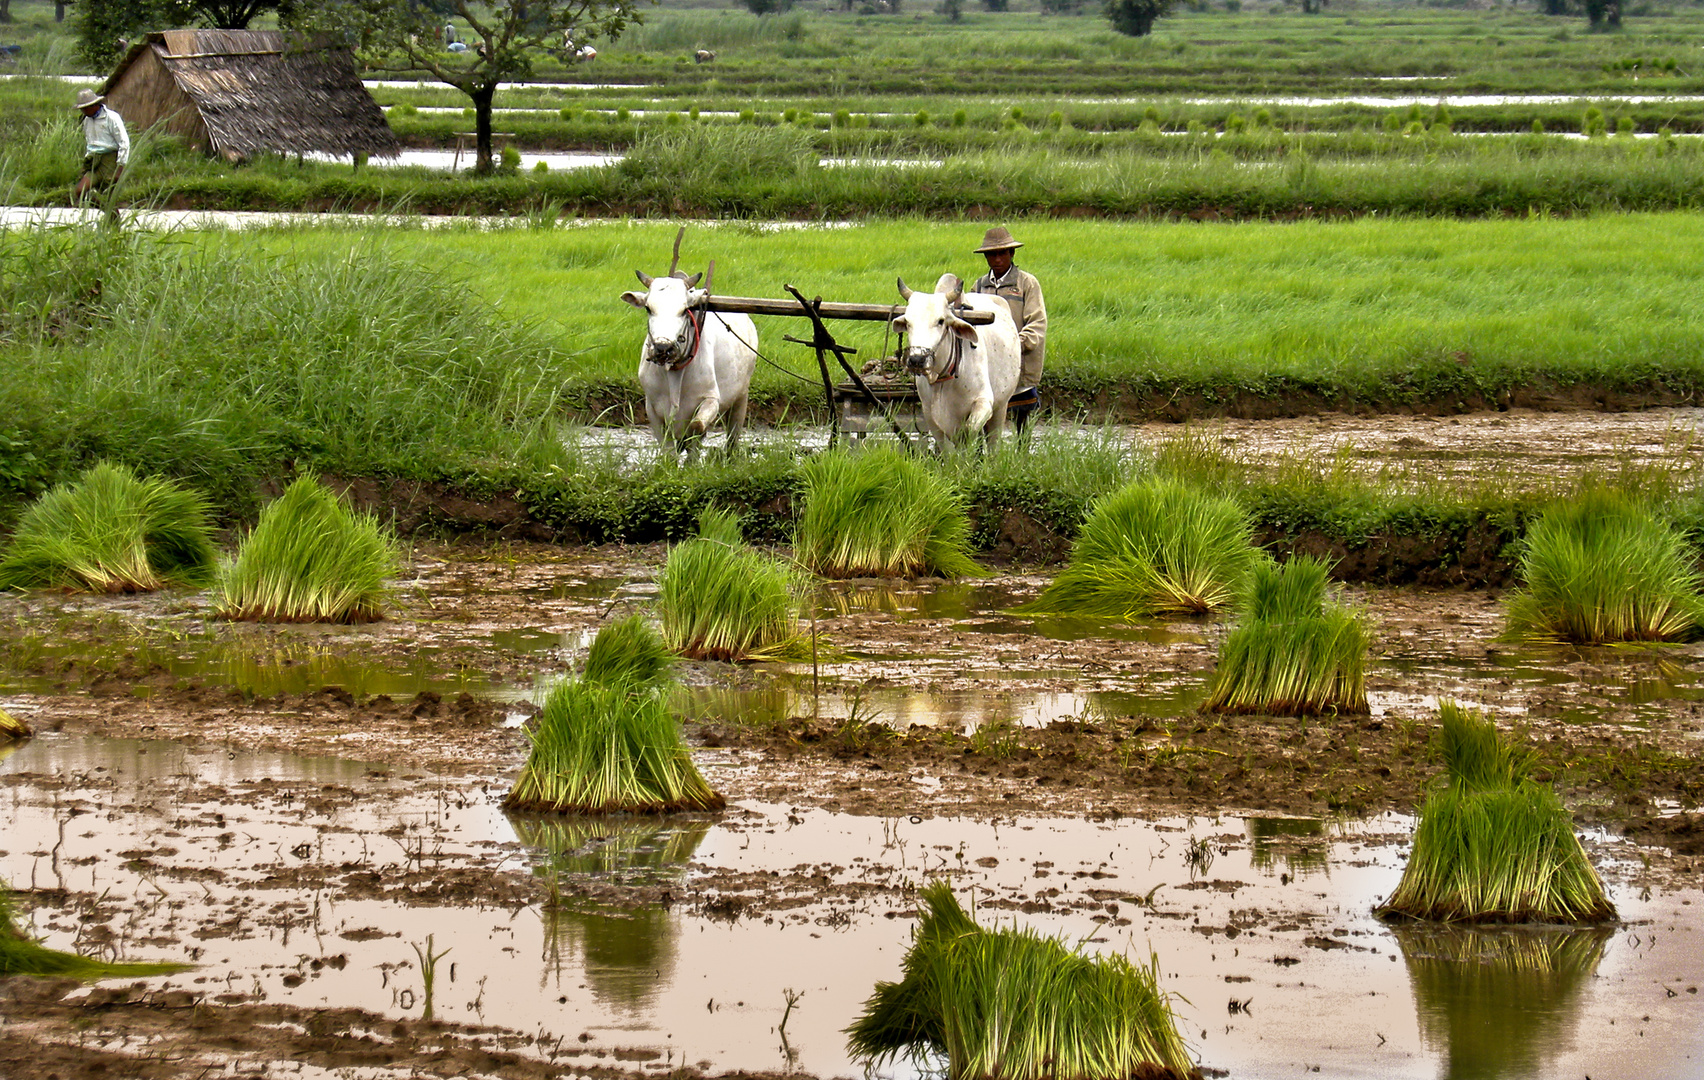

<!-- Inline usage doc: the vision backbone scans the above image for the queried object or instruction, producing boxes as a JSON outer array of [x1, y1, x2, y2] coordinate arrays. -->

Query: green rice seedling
[[794, 447, 981, 579], [846, 880, 1193, 1080], [1, 878, 189, 980], [657, 509, 810, 661], [583, 614, 674, 690], [1379, 701, 1614, 924], [502, 678, 725, 815], [0, 461, 217, 594], [1504, 487, 1704, 644], [1200, 556, 1370, 716], [0, 707, 29, 740], [1016, 476, 1257, 619], [215, 477, 400, 623]]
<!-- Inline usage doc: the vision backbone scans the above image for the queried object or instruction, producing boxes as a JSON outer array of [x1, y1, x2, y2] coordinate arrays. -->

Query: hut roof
[[103, 30, 400, 159]]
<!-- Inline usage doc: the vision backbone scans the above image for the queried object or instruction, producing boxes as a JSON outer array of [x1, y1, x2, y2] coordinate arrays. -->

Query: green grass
[[0, 461, 217, 593], [795, 447, 981, 579], [1504, 487, 1704, 644], [214, 477, 400, 624], [656, 507, 811, 661], [1199, 556, 1369, 717], [1379, 701, 1615, 925], [1015, 475, 1258, 619], [846, 880, 1193, 1080], [1, 878, 189, 980], [583, 613, 675, 689], [502, 677, 725, 815]]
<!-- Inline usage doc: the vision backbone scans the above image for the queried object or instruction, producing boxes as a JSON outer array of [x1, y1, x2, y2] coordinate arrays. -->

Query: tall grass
[[795, 447, 981, 579], [502, 677, 724, 815], [1016, 475, 1257, 619], [0, 461, 217, 593], [1200, 556, 1369, 716], [1504, 487, 1704, 644], [1380, 701, 1615, 924], [1, 878, 189, 980], [657, 508, 810, 661], [846, 881, 1193, 1080], [215, 477, 400, 623]]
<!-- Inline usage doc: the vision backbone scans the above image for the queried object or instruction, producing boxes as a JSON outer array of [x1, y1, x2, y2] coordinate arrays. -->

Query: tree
[[1103, 0, 1173, 34], [78, 0, 287, 69], [742, 0, 793, 12], [939, 0, 962, 20], [1585, 0, 1619, 29], [980, 0, 1008, 10], [288, 0, 642, 174]]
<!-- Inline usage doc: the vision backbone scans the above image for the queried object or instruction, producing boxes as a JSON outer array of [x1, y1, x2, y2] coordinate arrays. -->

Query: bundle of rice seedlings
[[0, 461, 217, 593], [846, 881, 1194, 1080], [1379, 701, 1615, 924], [0, 706, 30, 741], [583, 614, 674, 689], [215, 477, 399, 623], [1015, 476, 1257, 619], [1505, 487, 1704, 644], [794, 447, 981, 579], [2, 878, 188, 980], [657, 508, 810, 661], [1200, 556, 1369, 716], [502, 677, 724, 815]]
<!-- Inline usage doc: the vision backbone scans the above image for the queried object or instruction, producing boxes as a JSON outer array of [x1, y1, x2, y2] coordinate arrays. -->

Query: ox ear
[[636, 270, 654, 287], [890, 314, 908, 336], [896, 276, 912, 300], [685, 287, 708, 308], [620, 290, 647, 309]]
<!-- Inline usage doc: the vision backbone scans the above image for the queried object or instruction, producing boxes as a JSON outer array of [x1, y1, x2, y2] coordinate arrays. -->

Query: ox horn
[[636, 270, 654, 287], [946, 275, 963, 304], [896, 276, 913, 300]]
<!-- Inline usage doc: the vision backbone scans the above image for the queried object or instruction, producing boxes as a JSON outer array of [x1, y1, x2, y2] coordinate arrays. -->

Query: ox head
[[892, 274, 977, 379], [622, 269, 707, 368]]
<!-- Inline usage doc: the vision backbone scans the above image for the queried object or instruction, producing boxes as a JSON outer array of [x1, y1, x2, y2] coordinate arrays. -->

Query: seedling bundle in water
[[846, 881, 1194, 1080], [1380, 701, 1614, 924], [504, 618, 723, 815], [657, 508, 810, 661], [1, 879, 188, 980], [1018, 475, 1257, 619], [0, 461, 217, 593], [794, 447, 981, 579], [215, 476, 399, 623], [1200, 555, 1369, 716], [1505, 487, 1704, 644]]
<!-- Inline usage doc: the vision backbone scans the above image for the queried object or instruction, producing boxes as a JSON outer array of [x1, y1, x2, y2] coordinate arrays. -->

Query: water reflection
[[1395, 925, 1612, 1080], [511, 815, 712, 1012], [1246, 816, 1330, 878]]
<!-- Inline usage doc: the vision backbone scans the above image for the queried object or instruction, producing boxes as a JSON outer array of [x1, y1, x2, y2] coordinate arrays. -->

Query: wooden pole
[[702, 295, 993, 324]]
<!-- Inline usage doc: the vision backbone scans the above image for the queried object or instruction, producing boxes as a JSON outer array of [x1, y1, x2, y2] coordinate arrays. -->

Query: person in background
[[971, 225, 1047, 435], [74, 89, 129, 212]]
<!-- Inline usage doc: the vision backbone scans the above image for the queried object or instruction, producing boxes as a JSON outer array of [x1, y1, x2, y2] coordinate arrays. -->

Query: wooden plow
[[700, 286, 993, 448]]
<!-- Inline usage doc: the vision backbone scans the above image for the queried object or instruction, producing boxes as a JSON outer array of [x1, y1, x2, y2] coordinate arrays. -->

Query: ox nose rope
[[643, 308, 704, 372]]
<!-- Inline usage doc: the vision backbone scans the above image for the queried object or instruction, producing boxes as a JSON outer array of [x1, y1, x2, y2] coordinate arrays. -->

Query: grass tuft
[[215, 477, 400, 624], [846, 880, 1194, 1080], [1200, 556, 1369, 716], [0, 461, 217, 594], [795, 448, 981, 579], [1016, 475, 1257, 619], [1379, 701, 1615, 924], [657, 508, 811, 661], [583, 614, 675, 690], [1504, 487, 1704, 644]]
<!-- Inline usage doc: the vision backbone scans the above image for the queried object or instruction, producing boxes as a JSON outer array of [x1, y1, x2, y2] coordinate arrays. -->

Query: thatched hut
[[101, 30, 400, 162]]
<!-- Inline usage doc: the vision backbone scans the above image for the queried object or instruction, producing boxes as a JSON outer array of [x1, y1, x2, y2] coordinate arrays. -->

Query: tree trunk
[[472, 82, 496, 173], [55, 0, 67, 22], [0, 0, 13, 24]]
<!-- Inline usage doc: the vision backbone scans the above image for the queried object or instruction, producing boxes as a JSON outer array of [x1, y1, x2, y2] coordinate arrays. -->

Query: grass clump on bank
[[1016, 475, 1256, 619], [1379, 701, 1615, 925], [1504, 487, 1704, 644], [1200, 556, 1369, 716], [0, 461, 216, 594], [795, 448, 981, 579], [504, 619, 724, 815], [214, 477, 400, 624], [657, 509, 811, 661], [1, 878, 189, 980], [846, 880, 1193, 1080]]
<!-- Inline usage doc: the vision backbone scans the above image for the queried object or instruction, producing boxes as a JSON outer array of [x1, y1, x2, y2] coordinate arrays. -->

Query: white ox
[[621, 270, 758, 458], [892, 274, 1021, 449]]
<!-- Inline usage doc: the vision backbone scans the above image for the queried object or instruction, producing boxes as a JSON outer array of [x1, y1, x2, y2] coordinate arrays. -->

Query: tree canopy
[[1104, 0, 1175, 36], [77, 0, 284, 69]]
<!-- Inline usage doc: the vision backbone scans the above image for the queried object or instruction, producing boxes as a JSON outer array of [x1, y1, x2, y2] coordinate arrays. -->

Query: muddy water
[[2, 733, 1700, 1079]]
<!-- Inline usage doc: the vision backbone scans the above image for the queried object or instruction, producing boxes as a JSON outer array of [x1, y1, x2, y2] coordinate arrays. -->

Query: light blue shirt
[[83, 106, 130, 165]]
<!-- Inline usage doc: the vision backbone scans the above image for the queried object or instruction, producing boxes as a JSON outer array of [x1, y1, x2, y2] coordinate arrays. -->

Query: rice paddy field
[[4, 0, 1704, 1076]]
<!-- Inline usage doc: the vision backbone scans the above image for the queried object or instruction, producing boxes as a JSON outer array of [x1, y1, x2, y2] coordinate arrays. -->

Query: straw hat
[[74, 89, 105, 110], [973, 225, 1023, 253]]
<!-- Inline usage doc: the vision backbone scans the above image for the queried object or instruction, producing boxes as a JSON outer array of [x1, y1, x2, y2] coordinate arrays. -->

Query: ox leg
[[722, 393, 749, 456], [985, 401, 1010, 451], [677, 395, 720, 462], [956, 397, 995, 453]]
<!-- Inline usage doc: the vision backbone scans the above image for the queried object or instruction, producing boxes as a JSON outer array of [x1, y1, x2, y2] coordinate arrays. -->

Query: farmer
[[73, 88, 129, 207], [970, 225, 1047, 433]]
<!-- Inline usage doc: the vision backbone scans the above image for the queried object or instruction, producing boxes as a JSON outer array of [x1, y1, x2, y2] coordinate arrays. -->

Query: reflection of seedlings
[[1183, 835, 1215, 878], [1246, 817, 1329, 878], [1380, 701, 1615, 923], [1395, 924, 1611, 1079], [794, 447, 981, 579], [1201, 556, 1369, 717], [658, 509, 812, 661], [412, 934, 450, 1022], [1014, 476, 1258, 619], [847, 881, 1193, 1080], [778, 987, 804, 1067]]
